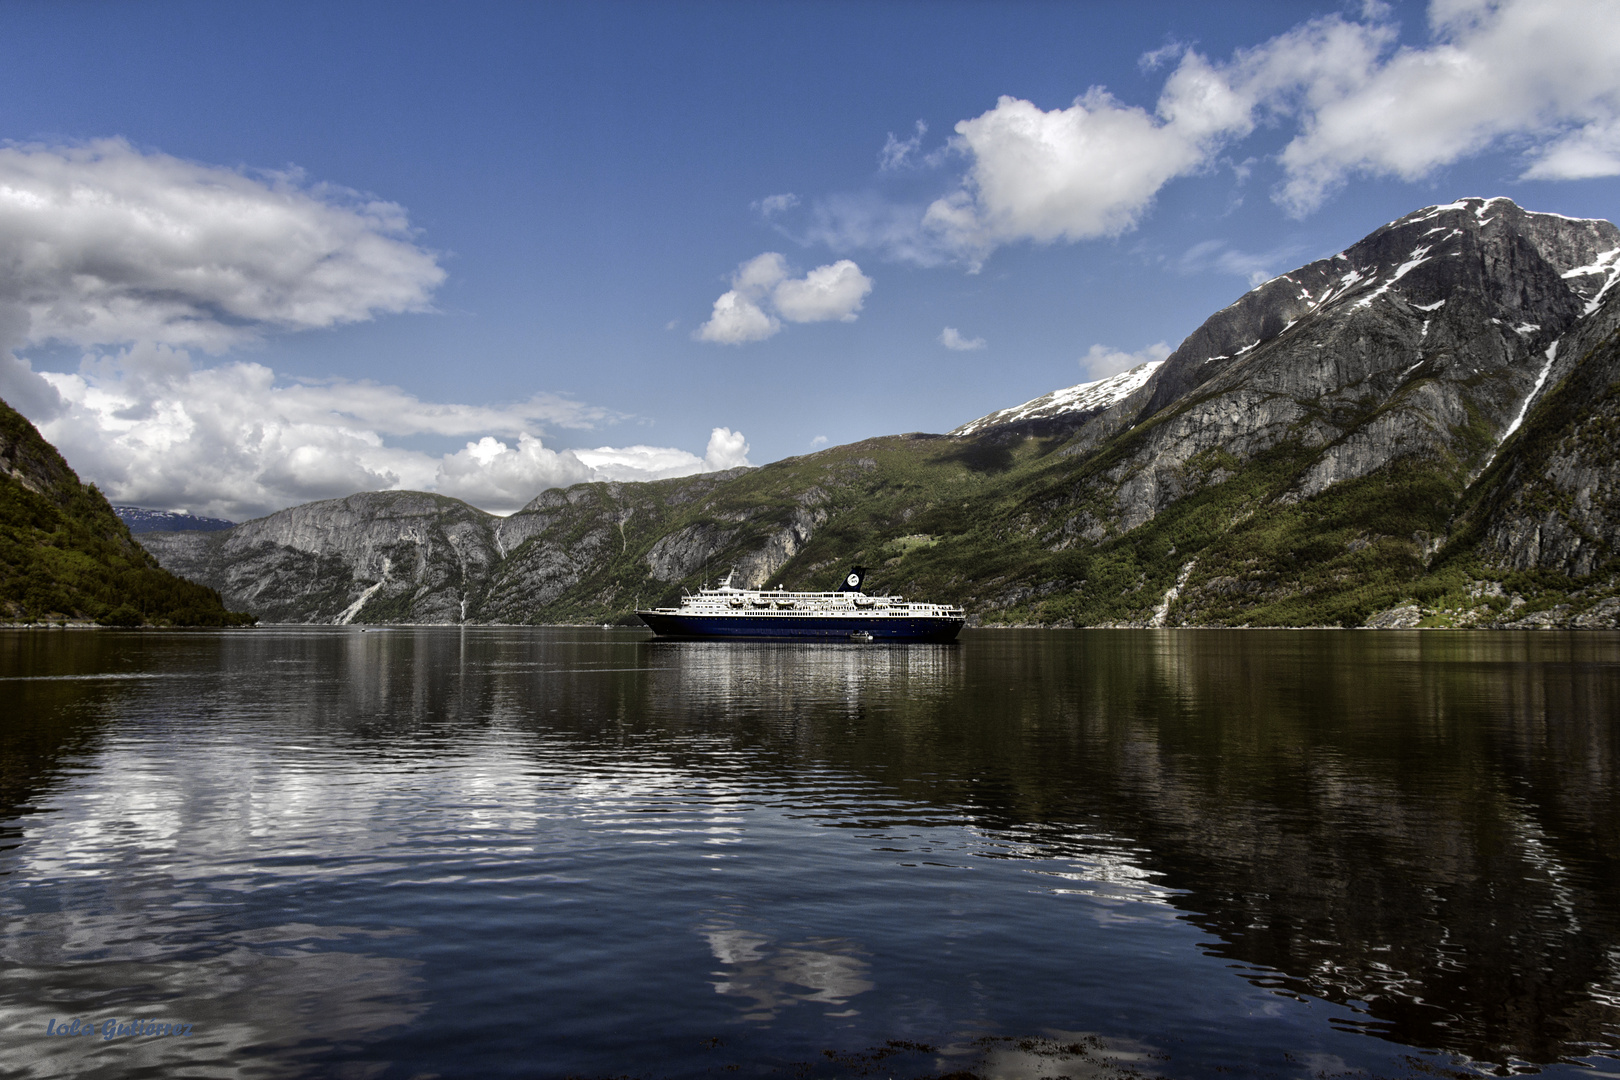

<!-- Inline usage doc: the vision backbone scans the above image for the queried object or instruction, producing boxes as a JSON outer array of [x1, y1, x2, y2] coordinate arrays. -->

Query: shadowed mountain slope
[[0, 396, 251, 626]]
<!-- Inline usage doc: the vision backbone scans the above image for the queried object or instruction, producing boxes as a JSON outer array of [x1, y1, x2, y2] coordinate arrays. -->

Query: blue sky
[[1, 0, 1617, 518]]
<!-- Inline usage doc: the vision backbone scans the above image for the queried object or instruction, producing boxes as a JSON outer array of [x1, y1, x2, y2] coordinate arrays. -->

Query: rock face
[[136, 198, 1620, 628], [143, 492, 505, 624], [1453, 299, 1620, 579], [1086, 197, 1616, 537]]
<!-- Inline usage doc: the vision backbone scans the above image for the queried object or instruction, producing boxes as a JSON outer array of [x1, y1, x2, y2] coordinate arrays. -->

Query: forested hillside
[[1, 396, 252, 626]]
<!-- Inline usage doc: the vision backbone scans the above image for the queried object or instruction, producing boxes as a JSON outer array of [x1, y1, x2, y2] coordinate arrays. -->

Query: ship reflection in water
[[0, 626, 1615, 1078]]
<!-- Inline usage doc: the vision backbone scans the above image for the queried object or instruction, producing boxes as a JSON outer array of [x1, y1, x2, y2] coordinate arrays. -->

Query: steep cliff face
[[143, 492, 505, 623], [1, 395, 249, 625], [1478, 332, 1620, 579], [136, 198, 1620, 628], [1082, 197, 1615, 538], [1429, 291, 1620, 626]]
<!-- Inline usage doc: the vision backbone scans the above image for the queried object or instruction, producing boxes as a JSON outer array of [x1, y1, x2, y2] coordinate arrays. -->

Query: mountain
[[139, 197, 1620, 628], [0, 396, 253, 626], [113, 506, 236, 534]]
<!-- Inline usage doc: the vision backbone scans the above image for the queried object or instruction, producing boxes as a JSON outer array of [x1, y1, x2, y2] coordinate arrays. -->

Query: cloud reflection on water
[[702, 927, 874, 1022], [3, 626, 1619, 1076], [0, 914, 424, 1080]]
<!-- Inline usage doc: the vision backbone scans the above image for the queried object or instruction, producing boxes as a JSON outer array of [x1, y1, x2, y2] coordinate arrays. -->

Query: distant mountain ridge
[[113, 506, 236, 534], [138, 197, 1620, 628]]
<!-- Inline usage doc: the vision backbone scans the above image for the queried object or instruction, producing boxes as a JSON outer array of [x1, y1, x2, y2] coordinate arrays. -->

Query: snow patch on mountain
[[1562, 247, 1620, 315], [952, 362, 1163, 437], [1352, 246, 1434, 310], [1493, 342, 1561, 463], [113, 505, 236, 534]]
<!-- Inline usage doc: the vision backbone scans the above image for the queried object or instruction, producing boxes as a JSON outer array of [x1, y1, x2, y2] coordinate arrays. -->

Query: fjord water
[[2, 628, 1617, 1079]]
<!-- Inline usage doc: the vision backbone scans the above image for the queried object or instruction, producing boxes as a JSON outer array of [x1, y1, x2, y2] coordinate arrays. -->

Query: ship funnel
[[835, 566, 869, 594]]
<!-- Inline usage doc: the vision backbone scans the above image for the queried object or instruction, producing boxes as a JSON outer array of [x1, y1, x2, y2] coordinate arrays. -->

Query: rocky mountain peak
[[1143, 196, 1617, 419], [950, 361, 1163, 439]]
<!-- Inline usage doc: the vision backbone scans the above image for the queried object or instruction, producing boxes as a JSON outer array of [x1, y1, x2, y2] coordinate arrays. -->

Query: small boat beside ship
[[636, 567, 965, 642]]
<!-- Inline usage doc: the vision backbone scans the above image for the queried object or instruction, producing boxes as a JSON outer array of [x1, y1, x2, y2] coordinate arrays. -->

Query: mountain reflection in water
[[0, 626, 1615, 1079]]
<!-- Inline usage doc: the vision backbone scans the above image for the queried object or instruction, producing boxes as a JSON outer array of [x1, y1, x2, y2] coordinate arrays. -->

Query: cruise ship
[[636, 567, 965, 642]]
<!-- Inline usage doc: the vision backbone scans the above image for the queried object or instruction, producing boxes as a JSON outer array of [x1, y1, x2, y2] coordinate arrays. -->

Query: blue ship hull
[[637, 610, 964, 642]]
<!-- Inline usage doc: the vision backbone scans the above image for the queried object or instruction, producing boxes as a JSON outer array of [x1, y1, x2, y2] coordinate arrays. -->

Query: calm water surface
[[1, 627, 1617, 1079]]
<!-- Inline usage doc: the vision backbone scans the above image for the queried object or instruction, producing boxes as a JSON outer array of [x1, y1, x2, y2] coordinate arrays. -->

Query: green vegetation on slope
[[493, 366, 1615, 629], [0, 396, 254, 626]]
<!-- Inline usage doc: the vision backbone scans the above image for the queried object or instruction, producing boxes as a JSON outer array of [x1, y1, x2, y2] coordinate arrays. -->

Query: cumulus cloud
[[576, 427, 750, 480], [923, 53, 1255, 264], [26, 347, 750, 518], [695, 253, 873, 344], [772, 260, 872, 323], [0, 138, 445, 351], [0, 139, 749, 518], [702, 426, 751, 470], [939, 327, 986, 351], [798, 0, 1620, 264], [694, 288, 780, 345], [434, 434, 596, 510], [1081, 341, 1173, 380], [1270, 0, 1620, 211]]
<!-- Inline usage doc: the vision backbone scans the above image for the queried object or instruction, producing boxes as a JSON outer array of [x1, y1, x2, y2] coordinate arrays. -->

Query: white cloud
[[694, 289, 780, 345], [810, 435, 828, 448], [576, 427, 750, 480], [434, 434, 596, 510], [879, 121, 928, 171], [1524, 117, 1620, 180], [1081, 341, 1173, 380], [939, 327, 986, 351], [732, 251, 790, 294], [0, 138, 444, 351], [1264, 0, 1620, 210], [27, 347, 750, 518], [702, 426, 751, 470], [919, 52, 1255, 264], [755, 193, 800, 217], [695, 253, 872, 344], [803, 0, 1620, 265], [0, 139, 747, 519], [771, 260, 872, 323], [803, 193, 940, 266]]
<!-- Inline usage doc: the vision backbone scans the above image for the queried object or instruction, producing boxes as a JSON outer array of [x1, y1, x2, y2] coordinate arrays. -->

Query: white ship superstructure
[[636, 568, 965, 642]]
